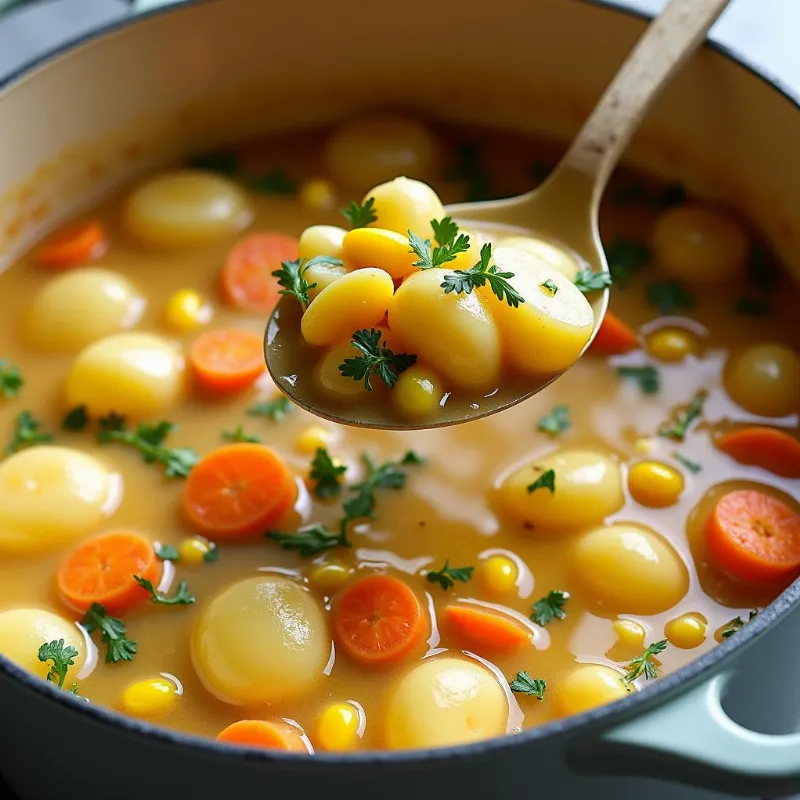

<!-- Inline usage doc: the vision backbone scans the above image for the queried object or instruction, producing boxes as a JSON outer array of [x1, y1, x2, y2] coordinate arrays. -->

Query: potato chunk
[[555, 664, 629, 717], [724, 343, 800, 418], [366, 177, 445, 242], [192, 576, 329, 705]]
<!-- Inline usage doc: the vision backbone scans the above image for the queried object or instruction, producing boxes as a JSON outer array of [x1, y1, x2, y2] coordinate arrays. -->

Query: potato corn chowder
[[0, 114, 798, 753]]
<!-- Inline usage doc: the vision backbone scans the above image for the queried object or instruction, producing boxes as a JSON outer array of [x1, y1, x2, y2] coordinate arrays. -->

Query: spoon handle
[[559, 0, 730, 191]]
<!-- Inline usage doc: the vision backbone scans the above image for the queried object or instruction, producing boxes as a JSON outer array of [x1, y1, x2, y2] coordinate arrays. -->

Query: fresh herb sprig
[[134, 576, 195, 606], [622, 640, 668, 688], [606, 239, 651, 286], [62, 405, 89, 431], [426, 560, 474, 591], [81, 604, 137, 664], [0, 360, 23, 398], [646, 280, 695, 314], [272, 255, 343, 308], [658, 390, 706, 442], [531, 590, 569, 626], [527, 468, 556, 495], [407, 217, 471, 270], [538, 405, 571, 435], [222, 425, 262, 444], [509, 671, 547, 699], [673, 451, 701, 473], [268, 522, 350, 557], [246, 396, 293, 422], [310, 447, 347, 499], [339, 328, 417, 391], [720, 610, 759, 640], [574, 268, 613, 294], [248, 169, 297, 195], [441, 243, 524, 308], [5, 411, 53, 455], [617, 365, 660, 394], [340, 197, 377, 229], [155, 544, 180, 562], [38, 640, 78, 688]]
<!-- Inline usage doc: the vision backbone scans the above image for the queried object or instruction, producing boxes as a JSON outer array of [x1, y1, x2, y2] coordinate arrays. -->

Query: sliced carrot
[[189, 328, 265, 393], [216, 720, 304, 751], [445, 605, 531, 653], [221, 233, 298, 313], [57, 531, 159, 614], [37, 220, 107, 268], [590, 311, 640, 355], [183, 443, 297, 539], [716, 427, 800, 479], [333, 575, 426, 665], [706, 489, 800, 583]]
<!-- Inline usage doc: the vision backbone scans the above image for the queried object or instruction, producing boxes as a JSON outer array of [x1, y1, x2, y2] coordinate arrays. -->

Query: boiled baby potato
[[724, 342, 800, 417], [572, 523, 689, 614], [65, 332, 185, 418], [123, 169, 251, 248], [0, 608, 85, 683], [555, 664, 629, 717], [499, 236, 581, 281], [497, 448, 623, 530], [385, 657, 507, 749], [192, 576, 329, 705], [301, 268, 394, 347], [0, 446, 118, 554], [480, 246, 594, 375], [389, 268, 501, 389], [367, 177, 445, 242], [298, 225, 347, 262], [306, 261, 348, 302], [26, 268, 145, 352], [316, 341, 374, 401]]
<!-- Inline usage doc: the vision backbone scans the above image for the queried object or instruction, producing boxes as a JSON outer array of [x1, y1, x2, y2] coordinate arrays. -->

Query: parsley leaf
[[340, 197, 377, 229], [646, 280, 695, 314], [527, 468, 555, 495], [408, 228, 471, 271], [155, 544, 180, 562], [38, 639, 78, 688], [531, 590, 569, 626], [203, 546, 219, 563], [246, 396, 293, 422], [401, 450, 426, 465], [339, 328, 417, 391], [268, 523, 350, 557], [616, 365, 660, 394], [0, 360, 23, 398], [248, 169, 297, 195], [447, 141, 492, 202], [81, 603, 137, 664], [658, 390, 706, 442], [272, 255, 342, 309], [509, 671, 547, 699], [343, 451, 423, 520], [673, 451, 701, 473], [574, 267, 613, 294], [188, 151, 238, 175], [540, 278, 559, 295], [62, 405, 89, 432], [622, 639, 667, 688], [134, 576, 195, 606], [5, 410, 53, 455], [441, 243, 525, 308], [537, 405, 571, 436], [720, 610, 758, 639], [426, 560, 474, 591], [606, 239, 650, 286], [734, 296, 771, 317], [431, 216, 460, 248], [310, 447, 347, 499], [222, 425, 262, 444]]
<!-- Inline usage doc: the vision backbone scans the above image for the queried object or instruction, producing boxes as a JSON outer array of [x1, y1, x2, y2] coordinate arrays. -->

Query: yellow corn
[[481, 555, 518, 595], [164, 289, 210, 332], [394, 366, 441, 420], [316, 702, 361, 751], [665, 613, 707, 649], [613, 618, 646, 650], [295, 425, 335, 454], [647, 327, 699, 363], [179, 536, 213, 566], [299, 178, 337, 213], [120, 678, 177, 719], [628, 461, 684, 508], [308, 562, 352, 593]]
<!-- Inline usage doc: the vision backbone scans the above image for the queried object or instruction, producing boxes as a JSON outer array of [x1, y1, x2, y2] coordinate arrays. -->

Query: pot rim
[[1, 0, 798, 770]]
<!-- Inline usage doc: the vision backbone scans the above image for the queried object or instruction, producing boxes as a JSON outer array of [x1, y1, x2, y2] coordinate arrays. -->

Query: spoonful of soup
[[265, 0, 731, 430]]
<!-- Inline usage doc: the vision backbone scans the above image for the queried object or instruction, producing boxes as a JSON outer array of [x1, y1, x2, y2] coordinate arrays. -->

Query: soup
[[0, 114, 798, 753]]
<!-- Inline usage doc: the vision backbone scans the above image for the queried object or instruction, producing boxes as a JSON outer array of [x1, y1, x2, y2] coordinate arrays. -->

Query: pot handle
[[128, 0, 189, 12], [570, 671, 800, 796]]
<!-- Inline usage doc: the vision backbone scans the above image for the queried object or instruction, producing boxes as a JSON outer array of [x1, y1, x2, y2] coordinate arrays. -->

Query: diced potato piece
[[385, 658, 507, 749], [343, 228, 418, 280], [306, 261, 348, 302], [613, 619, 646, 650], [366, 177, 445, 241], [65, 332, 185, 418], [315, 341, 375, 401], [120, 677, 179, 719], [646, 326, 700, 363], [0, 608, 85, 683], [301, 268, 394, 347], [123, 170, 251, 248], [724, 343, 800, 417], [480, 246, 594, 375], [389, 268, 501, 390], [0, 446, 118, 553], [25, 268, 145, 352], [298, 225, 347, 262], [555, 665, 629, 717], [628, 461, 684, 508], [497, 448, 623, 530], [192, 576, 329, 705], [572, 523, 689, 614], [499, 236, 581, 280], [665, 613, 707, 649], [164, 289, 212, 332], [393, 365, 442, 420]]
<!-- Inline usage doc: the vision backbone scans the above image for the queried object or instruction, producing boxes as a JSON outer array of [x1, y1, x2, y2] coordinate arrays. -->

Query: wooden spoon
[[265, 0, 731, 430]]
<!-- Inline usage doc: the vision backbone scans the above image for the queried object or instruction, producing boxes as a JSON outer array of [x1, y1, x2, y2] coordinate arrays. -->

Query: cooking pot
[[1, 1, 800, 797]]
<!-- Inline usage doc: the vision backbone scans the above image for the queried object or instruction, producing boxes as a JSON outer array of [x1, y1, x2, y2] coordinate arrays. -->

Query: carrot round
[[221, 233, 298, 313], [716, 427, 800, 479], [37, 220, 107, 268], [216, 720, 303, 751], [706, 489, 800, 583], [183, 443, 296, 539], [57, 531, 159, 614], [189, 328, 265, 393], [445, 605, 531, 652], [333, 575, 426, 665], [590, 311, 640, 355]]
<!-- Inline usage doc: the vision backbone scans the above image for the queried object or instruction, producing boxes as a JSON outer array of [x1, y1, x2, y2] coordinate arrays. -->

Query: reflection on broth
[[0, 113, 798, 753]]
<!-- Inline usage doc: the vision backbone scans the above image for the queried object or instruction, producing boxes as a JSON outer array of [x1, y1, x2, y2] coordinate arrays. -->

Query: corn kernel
[[299, 178, 337, 213], [665, 613, 707, 649], [295, 425, 336, 454], [634, 437, 653, 454], [164, 289, 211, 332], [646, 327, 700, 363], [120, 678, 177, 719], [628, 461, 684, 508], [308, 562, 352, 593], [316, 702, 362, 751], [394, 366, 441, 420], [613, 618, 646, 650], [481, 555, 518, 595], [179, 536, 213, 565]]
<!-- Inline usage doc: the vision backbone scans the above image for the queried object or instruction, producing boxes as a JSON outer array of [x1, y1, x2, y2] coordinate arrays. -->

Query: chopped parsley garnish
[[203, 546, 219, 563], [646, 280, 695, 314], [574, 267, 613, 293], [426, 560, 474, 591], [272, 255, 343, 309], [5, 411, 53, 455], [97, 415, 198, 478], [616, 365, 660, 394], [526, 468, 555, 495], [441, 243, 525, 308], [81, 603, 137, 664], [343, 451, 423, 520], [248, 169, 297, 195], [622, 639, 667, 688], [268, 523, 350, 557], [222, 425, 262, 444], [0, 360, 23, 398], [606, 239, 650, 286], [447, 141, 492, 202], [720, 610, 758, 639], [400, 450, 426, 465], [537, 405, 571, 435], [38, 639, 78, 688], [340, 197, 377, 229], [531, 590, 569, 626], [338, 328, 417, 391], [540, 278, 559, 295], [246, 396, 293, 422], [734, 296, 771, 317], [134, 576, 195, 606], [431, 216, 460, 248], [407, 224, 471, 271], [188, 150, 238, 175], [310, 447, 347, 499], [155, 544, 180, 562], [62, 405, 89, 432], [673, 451, 701, 473], [509, 671, 547, 699], [658, 390, 706, 442]]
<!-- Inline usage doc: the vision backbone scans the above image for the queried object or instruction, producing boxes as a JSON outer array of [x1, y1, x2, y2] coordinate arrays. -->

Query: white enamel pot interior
[[1, 1, 800, 799]]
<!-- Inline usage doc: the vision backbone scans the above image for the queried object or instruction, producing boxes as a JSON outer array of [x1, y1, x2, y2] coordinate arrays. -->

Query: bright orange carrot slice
[[216, 720, 304, 751], [716, 427, 800, 479], [590, 311, 640, 355], [37, 220, 107, 268], [189, 328, 265, 393], [445, 605, 531, 653]]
